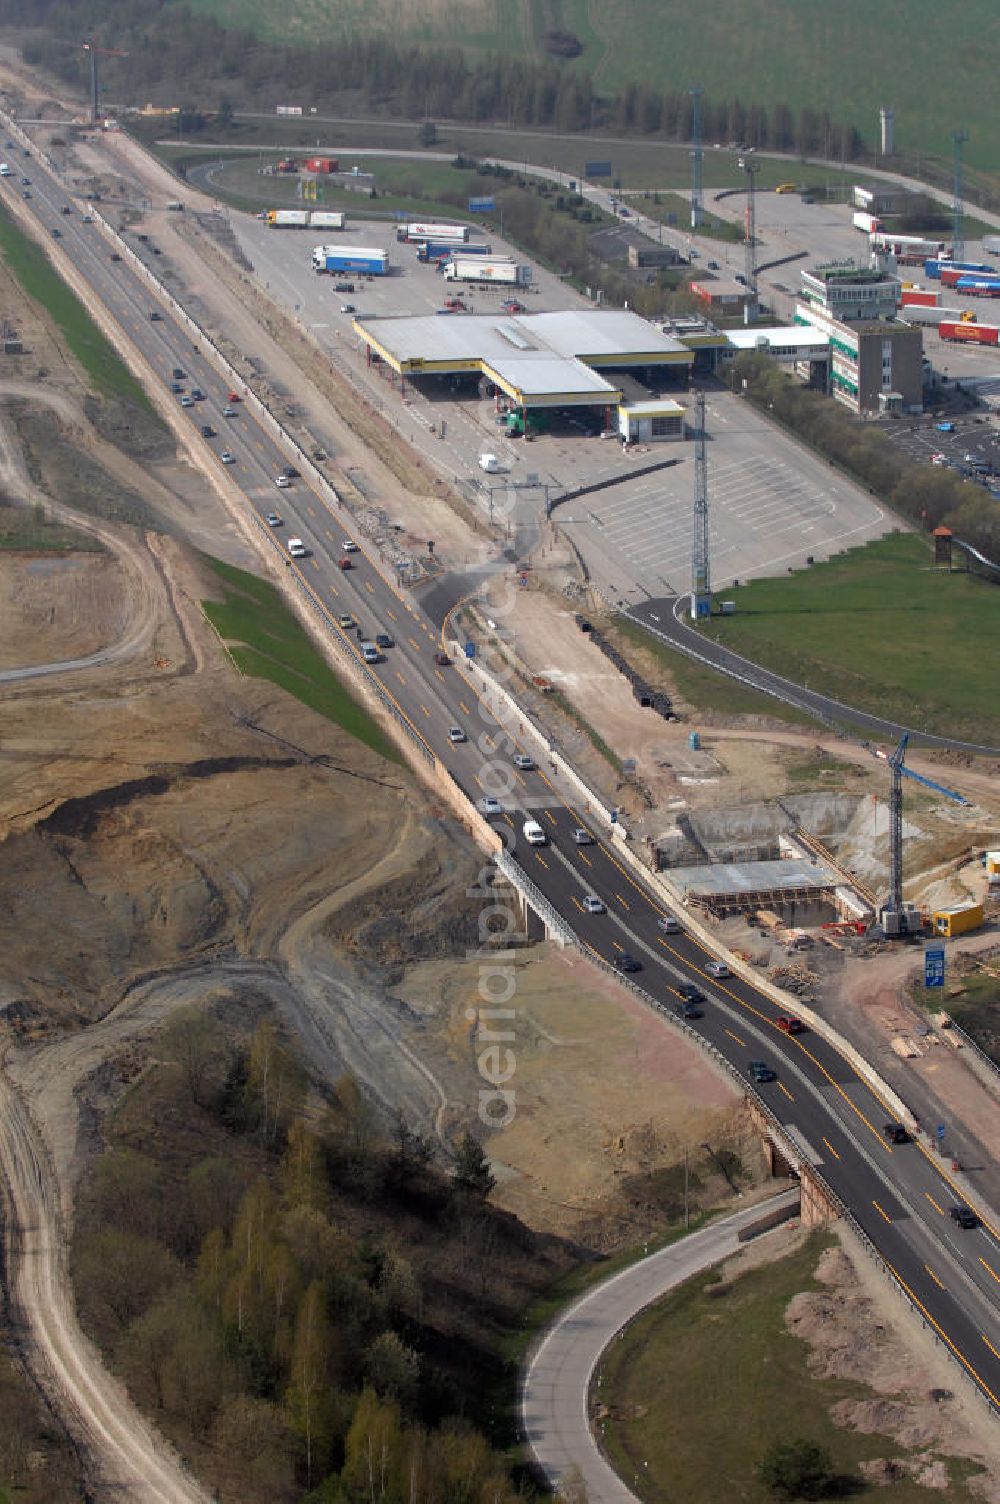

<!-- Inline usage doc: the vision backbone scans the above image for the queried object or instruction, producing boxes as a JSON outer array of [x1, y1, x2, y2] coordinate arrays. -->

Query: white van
[[522, 819, 547, 846], [479, 453, 501, 473], [0, 165, 11, 178]]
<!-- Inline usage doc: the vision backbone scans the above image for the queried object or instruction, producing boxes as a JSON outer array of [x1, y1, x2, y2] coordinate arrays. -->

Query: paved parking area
[[555, 391, 891, 603], [879, 410, 1000, 491], [225, 205, 894, 598]]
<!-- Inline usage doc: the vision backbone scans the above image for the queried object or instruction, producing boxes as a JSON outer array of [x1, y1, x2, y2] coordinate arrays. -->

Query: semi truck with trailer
[[924, 259, 988, 279], [900, 288, 940, 308], [417, 240, 493, 261], [853, 211, 882, 233], [870, 232, 948, 263], [955, 277, 1000, 297], [267, 209, 345, 229], [938, 321, 999, 345], [443, 257, 531, 286], [312, 246, 389, 275], [397, 222, 470, 244]]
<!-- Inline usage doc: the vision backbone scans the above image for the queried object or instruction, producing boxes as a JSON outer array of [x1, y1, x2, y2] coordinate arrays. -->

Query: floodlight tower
[[690, 390, 711, 619], [738, 154, 760, 323], [689, 85, 704, 230], [951, 128, 968, 265]]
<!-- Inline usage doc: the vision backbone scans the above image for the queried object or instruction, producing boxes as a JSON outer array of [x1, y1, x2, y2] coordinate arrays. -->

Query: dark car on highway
[[883, 1122, 909, 1144], [949, 1205, 980, 1229], [613, 953, 642, 974]]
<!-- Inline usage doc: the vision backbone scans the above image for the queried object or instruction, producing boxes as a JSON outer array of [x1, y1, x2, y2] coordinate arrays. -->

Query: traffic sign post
[[924, 946, 946, 989]]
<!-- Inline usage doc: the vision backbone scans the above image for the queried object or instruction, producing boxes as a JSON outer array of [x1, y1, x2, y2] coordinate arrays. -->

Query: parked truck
[[417, 240, 493, 261], [955, 276, 1000, 297], [900, 288, 940, 308], [267, 209, 345, 229], [444, 257, 531, 286], [852, 211, 882, 234], [304, 156, 338, 174], [938, 320, 1000, 345], [312, 245, 389, 275], [397, 221, 470, 243]]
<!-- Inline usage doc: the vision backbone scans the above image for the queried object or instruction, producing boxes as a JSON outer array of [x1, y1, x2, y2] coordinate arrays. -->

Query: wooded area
[[72, 1004, 567, 1503], [10, 0, 866, 162]]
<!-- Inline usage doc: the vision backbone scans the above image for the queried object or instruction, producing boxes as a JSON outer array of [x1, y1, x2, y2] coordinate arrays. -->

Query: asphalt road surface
[[627, 596, 1000, 757], [6, 136, 1000, 1415], [522, 1191, 801, 1502]]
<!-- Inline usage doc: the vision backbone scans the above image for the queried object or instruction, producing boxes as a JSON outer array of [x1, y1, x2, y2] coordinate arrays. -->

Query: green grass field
[[0, 502, 103, 552], [597, 1231, 984, 1503], [185, 0, 999, 173], [696, 534, 1000, 745], [201, 555, 399, 761], [0, 207, 152, 409], [613, 616, 820, 729]]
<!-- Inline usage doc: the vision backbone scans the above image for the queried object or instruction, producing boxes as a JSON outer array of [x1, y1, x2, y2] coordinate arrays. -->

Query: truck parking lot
[[229, 208, 894, 603]]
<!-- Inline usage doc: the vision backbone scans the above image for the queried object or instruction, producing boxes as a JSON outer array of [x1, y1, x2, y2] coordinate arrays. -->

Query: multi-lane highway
[[4, 130, 998, 1414]]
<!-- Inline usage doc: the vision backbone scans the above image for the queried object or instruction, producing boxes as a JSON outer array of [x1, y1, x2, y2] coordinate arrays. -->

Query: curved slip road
[[522, 1190, 801, 1503], [627, 597, 1000, 757]]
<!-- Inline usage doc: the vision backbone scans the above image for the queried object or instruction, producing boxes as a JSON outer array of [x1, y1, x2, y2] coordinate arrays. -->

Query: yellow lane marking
[[458, 700, 472, 715], [724, 1028, 745, 1047], [543, 809, 557, 826], [395, 673, 406, 687], [924, 1264, 945, 1291], [578, 852, 592, 867], [615, 892, 630, 911], [872, 1200, 892, 1225], [980, 1258, 1000, 1287], [420, 703, 431, 718], [925, 1192, 945, 1216], [822, 1137, 841, 1161], [983, 1335, 1000, 1363], [778, 1082, 795, 1103], [534, 854, 549, 870]]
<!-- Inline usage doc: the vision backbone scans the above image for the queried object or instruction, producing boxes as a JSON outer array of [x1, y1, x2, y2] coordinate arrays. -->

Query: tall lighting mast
[[690, 85, 704, 230], [690, 391, 711, 620]]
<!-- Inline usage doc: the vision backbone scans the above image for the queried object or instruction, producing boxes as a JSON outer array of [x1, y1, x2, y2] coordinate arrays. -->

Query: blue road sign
[[936, 1123, 946, 1141], [924, 946, 946, 988], [464, 641, 476, 658], [468, 196, 495, 213]]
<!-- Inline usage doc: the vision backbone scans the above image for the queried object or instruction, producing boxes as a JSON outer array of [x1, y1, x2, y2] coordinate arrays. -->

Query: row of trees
[[13, 0, 868, 161], [728, 353, 1000, 565], [72, 1012, 538, 1503]]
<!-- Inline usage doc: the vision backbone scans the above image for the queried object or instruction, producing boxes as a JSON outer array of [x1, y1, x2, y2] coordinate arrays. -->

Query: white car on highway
[[287, 537, 308, 558]]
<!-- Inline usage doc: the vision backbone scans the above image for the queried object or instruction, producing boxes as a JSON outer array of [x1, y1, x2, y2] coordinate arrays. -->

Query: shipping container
[[267, 209, 310, 228], [938, 321, 1000, 345], [304, 156, 338, 174], [443, 257, 531, 286], [397, 222, 470, 244], [852, 211, 881, 233], [871, 232, 948, 261], [932, 903, 984, 939], [901, 289, 940, 307], [312, 245, 389, 275], [308, 211, 345, 230]]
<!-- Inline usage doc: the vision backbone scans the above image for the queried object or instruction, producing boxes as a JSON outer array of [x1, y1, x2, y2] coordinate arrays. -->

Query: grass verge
[[200, 554, 399, 762], [547, 684, 624, 773], [0, 205, 152, 409], [597, 1230, 984, 1504], [695, 533, 1000, 745], [0, 501, 103, 552], [911, 967, 1000, 1066], [613, 615, 821, 728]]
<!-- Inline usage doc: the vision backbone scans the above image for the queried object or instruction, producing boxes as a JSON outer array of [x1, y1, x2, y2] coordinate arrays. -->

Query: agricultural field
[[185, 0, 1000, 172], [696, 534, 1000, 746]]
